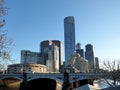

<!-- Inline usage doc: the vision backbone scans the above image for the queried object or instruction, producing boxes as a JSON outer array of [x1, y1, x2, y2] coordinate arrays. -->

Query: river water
[[93, 78, 120, 89], [93, 79, 110, 89]]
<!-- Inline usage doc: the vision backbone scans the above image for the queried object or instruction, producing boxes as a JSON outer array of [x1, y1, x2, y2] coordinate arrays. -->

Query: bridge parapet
[[0, 74, 23, 80], [27, 73, 63, 82], [0, 73, 110, 83], [69, 73, 110, 82]]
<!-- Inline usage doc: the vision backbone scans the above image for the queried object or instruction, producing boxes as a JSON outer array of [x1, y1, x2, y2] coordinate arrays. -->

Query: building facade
[[7, 64, 47, 74], [76, 43, 85, 58], [21, 50, 42, 64], [68, 52, 89, 73], [40, 40, 63, 72], [85, 44, 95, 72], [95, 57, 99, 72], [44, 44, 59, 72], [40, 40, 52, 53], [64, 16, 76, 66], [51, 40, 63, 71]]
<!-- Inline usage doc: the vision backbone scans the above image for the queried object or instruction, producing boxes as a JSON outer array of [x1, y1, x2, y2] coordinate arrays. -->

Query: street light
[[62, 70, 71, 90]]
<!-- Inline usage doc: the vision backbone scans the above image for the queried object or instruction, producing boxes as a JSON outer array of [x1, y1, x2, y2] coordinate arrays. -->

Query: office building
[[85, 44, 95, 72], [64, 16, 76, 66]]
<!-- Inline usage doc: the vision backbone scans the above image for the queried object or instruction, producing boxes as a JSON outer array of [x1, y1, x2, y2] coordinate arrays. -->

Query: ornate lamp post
[[62, 70, 71, 90], [19, 65, 27, 90]]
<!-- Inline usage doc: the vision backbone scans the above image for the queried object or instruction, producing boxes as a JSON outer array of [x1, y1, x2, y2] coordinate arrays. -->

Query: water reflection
[[94, 79, 110, 89], [0, 81, 20, 90]]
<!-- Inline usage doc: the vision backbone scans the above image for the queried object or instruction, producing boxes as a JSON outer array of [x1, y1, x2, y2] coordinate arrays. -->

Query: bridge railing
[[0, 73, 110, 82]]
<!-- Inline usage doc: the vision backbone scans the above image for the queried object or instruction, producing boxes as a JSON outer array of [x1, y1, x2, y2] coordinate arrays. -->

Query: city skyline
[[5, 0, 120, 64]]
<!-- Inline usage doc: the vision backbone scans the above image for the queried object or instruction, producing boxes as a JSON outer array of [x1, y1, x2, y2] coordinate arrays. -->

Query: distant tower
[[76, 43, 81, 49], [85, 44, 95, 72], [76, 43, 84, 58], [64, 16, 76, 66], [95, 57, 99, 72]]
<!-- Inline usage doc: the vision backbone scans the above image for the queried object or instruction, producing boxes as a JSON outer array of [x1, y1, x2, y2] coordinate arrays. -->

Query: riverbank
[[75, 84, 120, 90], [0, 82, 20, 90]]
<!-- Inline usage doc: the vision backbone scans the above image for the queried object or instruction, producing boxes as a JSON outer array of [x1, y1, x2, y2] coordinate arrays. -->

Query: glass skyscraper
[[64, 16, 76, 66]]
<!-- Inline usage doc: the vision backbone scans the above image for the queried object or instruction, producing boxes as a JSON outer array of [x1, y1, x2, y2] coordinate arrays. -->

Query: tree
[[0, 0, 14, 72], [102, 59, 120, 87]]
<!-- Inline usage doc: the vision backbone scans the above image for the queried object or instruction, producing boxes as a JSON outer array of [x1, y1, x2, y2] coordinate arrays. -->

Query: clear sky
[[4, 0, 120, 64]]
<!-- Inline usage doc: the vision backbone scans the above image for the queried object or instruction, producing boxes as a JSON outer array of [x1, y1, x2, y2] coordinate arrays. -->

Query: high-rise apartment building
[[85, 44, 95, 72], [64, 16, 76, 66]]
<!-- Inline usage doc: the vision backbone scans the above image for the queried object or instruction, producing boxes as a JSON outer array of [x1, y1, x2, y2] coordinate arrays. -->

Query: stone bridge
[[0, 73, 109, 90]]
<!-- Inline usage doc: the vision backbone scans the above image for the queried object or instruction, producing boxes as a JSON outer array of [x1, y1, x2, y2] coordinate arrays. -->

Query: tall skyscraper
[[64, 16, 76, 66], [85, 44, 95, 72]]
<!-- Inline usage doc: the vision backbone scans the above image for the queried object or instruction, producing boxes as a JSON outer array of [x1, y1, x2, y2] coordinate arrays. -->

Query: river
[[93, 79, 110, 89], [93, 78, 120, 89]]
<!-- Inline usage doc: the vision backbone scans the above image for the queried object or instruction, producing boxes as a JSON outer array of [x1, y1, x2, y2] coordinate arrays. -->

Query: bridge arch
[[20, 78, 62, 90], [1, 77, 22, 81], [27, 76, 63, 83]]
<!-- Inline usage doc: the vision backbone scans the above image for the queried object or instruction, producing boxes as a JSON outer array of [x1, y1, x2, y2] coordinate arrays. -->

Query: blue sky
[[4, 0, 120, 64]]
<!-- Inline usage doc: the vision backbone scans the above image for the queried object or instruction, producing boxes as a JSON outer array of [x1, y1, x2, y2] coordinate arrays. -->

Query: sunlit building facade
[[40, 40, 63, 72], [44, 44, 59, 72], [7, 64, 47, 74], [68, 52, 89, 73]]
